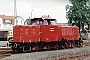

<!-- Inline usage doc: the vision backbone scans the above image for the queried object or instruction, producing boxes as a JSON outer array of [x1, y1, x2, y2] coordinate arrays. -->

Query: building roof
[[41, 15, 51, 19], [0, 15, 14, 24]]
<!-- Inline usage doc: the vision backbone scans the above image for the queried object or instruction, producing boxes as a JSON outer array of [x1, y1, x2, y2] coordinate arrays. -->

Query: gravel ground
[[85, 56, 90, 60], [1, 46, 90, 60]]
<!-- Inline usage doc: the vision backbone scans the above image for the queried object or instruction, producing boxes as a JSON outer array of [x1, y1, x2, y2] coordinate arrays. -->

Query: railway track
[[0, 40, 90, 60], [82, 40, 90, 46], [46, 51, 90, 60], [0, 47, 12, 59], [1, 45, 90, 60]]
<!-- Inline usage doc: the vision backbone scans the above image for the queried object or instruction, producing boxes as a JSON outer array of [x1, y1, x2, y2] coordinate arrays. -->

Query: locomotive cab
[[45, 19, 57, 25], [30, 18, 57, 25]]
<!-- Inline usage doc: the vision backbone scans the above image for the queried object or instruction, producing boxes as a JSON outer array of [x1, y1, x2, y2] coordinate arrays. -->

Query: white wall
[[3, 24, 13, 29], [0, 18, 13, 29], [14, 17, 24, 25], [0, 18, 3, 28]]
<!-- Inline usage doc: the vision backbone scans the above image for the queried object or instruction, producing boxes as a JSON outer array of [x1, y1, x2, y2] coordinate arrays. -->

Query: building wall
[[3, 24, 13, 29], [0, 18, 13, 29], [14, 17, 24, 25], [0, 18, 3, 28], [0, 16, 24, 30]]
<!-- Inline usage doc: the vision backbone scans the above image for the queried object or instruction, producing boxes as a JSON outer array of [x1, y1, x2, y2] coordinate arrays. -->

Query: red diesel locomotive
[[12, 18, 82, 52]]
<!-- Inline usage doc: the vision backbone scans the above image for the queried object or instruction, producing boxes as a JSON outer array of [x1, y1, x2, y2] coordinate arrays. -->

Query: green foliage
[[26, 17, 31, 25], [66, 0, 90, 31]]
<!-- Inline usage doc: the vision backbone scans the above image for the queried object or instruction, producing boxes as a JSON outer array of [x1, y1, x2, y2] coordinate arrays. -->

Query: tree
[[66, 0, 90, 32], [26, 17, 31, 25]]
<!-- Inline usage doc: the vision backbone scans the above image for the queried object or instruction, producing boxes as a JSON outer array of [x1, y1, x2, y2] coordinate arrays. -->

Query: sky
[[0, 0, 69, 23]]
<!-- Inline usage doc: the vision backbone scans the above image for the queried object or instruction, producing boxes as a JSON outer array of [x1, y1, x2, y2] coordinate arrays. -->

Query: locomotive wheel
[[64, 42, 69, 49], [75, 40, 80, 47], [54, 44, 59, 50], [35, 46, 39, 52], [47, 45, 50, 50], [62, 44, 65, 49], [22, 46, 25, 52], [69, 41, 74, 48], [44, 45, 50, 50], [72, 41, 75, 48], [30, 47, 32, 52], [12, 46, 16, 53]]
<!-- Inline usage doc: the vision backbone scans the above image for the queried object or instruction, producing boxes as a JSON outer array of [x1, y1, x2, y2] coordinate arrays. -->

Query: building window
[[21, 20, 22, 24], [3, 24, 7, 28], [5, 20, 12, 24], [16, 20, 18, 24]]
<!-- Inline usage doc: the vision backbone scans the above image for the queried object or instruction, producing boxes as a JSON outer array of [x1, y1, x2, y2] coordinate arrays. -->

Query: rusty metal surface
[[0, 47, 12, 59]]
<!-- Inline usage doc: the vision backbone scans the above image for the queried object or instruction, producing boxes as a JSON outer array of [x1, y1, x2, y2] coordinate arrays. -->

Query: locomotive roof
[[31, 18, 42, 21], [60, 25, 78, 28], [31, 18, 56, 21], [45, 19, 56, 21]]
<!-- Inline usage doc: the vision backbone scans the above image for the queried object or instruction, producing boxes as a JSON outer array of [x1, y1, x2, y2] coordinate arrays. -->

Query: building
[[41, 15, 51, 19], [0, 15, 24, 29]]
